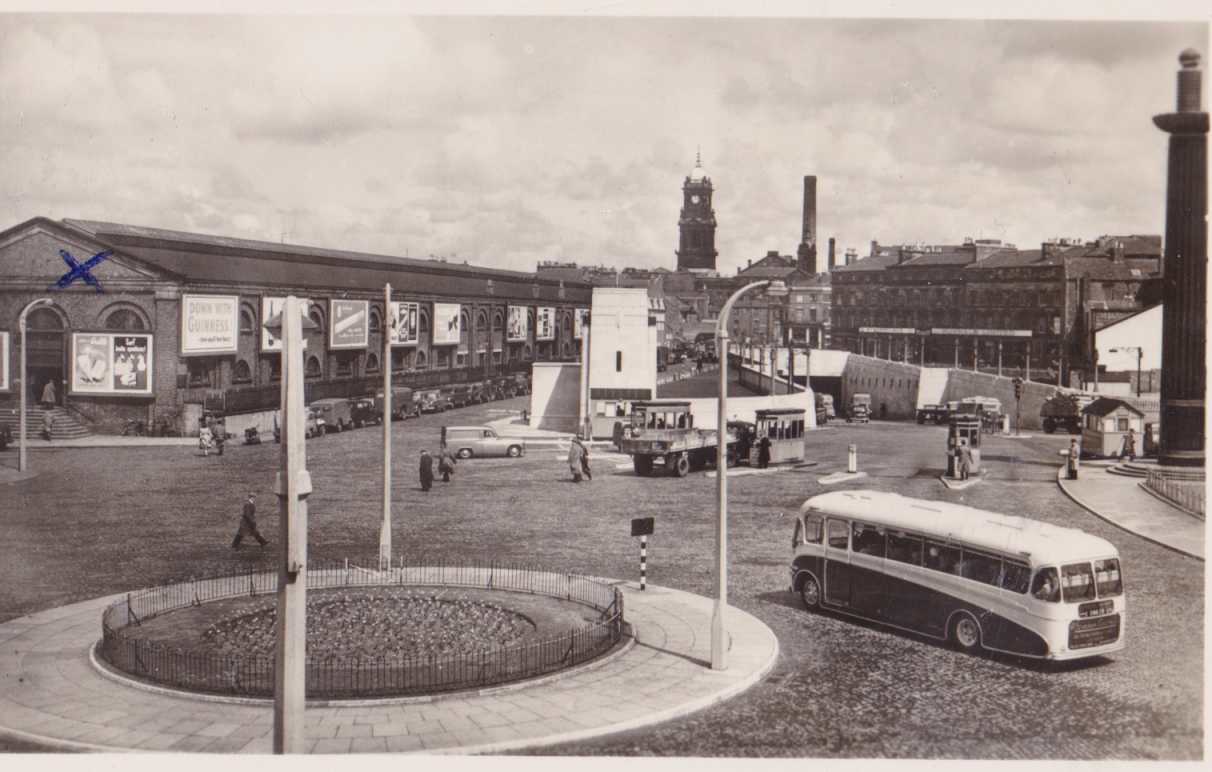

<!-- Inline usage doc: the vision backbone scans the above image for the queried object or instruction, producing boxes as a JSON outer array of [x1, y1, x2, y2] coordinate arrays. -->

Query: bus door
[[823, 518, 852, 607]]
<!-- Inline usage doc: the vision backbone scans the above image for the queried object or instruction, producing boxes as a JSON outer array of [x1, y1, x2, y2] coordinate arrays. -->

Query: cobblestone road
[[0, 401, 1202, 758]]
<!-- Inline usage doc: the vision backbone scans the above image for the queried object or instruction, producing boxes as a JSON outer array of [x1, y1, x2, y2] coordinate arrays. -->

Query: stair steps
[[0, 407, 92, 440]]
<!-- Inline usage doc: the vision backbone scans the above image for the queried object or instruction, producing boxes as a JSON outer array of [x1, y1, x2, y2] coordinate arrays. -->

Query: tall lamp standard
[[18, 298, 53, 473], [712, 279, 787, 670], [1110, 347, 1144, 397]]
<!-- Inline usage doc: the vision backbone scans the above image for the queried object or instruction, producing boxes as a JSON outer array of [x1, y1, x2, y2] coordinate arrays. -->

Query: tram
[[749, 407, 807, 466]]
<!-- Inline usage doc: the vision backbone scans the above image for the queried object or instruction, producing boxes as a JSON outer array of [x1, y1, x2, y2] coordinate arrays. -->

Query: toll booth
[[750, 408, 807, 466], [946, 405, 983, 479]]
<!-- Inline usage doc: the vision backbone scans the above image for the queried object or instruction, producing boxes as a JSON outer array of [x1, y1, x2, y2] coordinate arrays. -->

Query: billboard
[[329, 299, 369, 350], [432, 303, 462, 346], [0, 332, 8, 390], [573, 308, 589, 340], [181, 294, 239, 356], [261, 297, 312, 352], [507, 305, 529, 342], [388, 301, 419, 346], [536, 307, 555, 341], [71, 333, 153, 396]]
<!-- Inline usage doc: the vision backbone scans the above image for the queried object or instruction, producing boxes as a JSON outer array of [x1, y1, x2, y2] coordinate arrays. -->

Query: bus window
[[1031, 567, 1060, 602], [1061, 562, 1096, 602], [959, 549, 1001, 586], [677, 413, 687, 428], [924, 541, 960, 575], [887, 530, 922, 565], [826, 519, 849, 550], [1000, 561, 1031, 594], [1093, 558, 1123, 597], [852, 522, 886, 557], [803, 513, 823, 544]]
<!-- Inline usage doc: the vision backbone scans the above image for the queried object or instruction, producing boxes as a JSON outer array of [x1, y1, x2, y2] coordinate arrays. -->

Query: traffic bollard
[[847, 443, 857, 473]]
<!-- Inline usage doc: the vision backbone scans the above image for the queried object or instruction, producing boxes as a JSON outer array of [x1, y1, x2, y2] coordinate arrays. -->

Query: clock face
[[691, 195, 701, 204]]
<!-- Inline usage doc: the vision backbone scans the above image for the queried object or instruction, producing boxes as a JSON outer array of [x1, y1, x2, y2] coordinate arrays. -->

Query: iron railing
[[100, 560, 624, 699], [1144, 470, 1206, 518]]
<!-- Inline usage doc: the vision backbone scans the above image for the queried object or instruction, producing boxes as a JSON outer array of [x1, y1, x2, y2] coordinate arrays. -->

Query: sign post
[[381, 285, 392, 570], [631, 517, 655, 591], [1013, 377, 1024, 436]]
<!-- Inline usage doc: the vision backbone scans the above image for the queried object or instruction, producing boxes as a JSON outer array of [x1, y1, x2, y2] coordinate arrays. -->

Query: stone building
[[0, 217, 591, 434]]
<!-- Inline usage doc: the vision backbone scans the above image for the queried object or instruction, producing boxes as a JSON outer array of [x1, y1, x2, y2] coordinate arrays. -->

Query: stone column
[[1154, 50, 1208, 469]]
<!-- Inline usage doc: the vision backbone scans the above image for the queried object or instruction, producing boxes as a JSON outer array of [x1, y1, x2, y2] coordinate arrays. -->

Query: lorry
[[916, 404, 948, 424], [616, 400, 743, 477], [1040, 393, 1091, 434], [848, 393, 872, 423]]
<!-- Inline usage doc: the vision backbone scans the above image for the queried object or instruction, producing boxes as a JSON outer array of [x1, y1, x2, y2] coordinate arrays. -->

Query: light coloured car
[[444, 425, 525, 459]]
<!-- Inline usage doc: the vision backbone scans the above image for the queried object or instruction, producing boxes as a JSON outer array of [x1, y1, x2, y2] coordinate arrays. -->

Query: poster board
[[0, 332, 8, 390], [330, 299, 369, 350], [507, 305, 530, 342], [536, 307, 555, 340], [180, 294, 239, 356], [261, 296, 312, 352], [71, 332, 153, 396], [432, 303, 462, 346], [388, 301, 419, 346], [573, 308, 590, 340]]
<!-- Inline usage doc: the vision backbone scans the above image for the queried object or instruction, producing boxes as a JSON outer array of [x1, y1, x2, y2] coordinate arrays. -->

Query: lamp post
[[18, 298, 52, 473], [1110, 347, 1144, 397], [381, 284, 393, 570], [713, 279, 786, 670]]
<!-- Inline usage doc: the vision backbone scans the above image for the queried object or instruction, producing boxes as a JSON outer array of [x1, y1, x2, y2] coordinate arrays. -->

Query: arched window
[[369, 308, 381, 333], [415, 349, 427, 369], [239, 305, 256, 334], [105, 308, 147, 331], [366, 352, 379, 372], [307, 307, 325, 333], [232, 359, 253, 384], [305, 355, 322, 379], [493, 310, 503, 331], [27, 307, 65, 330], [476, 309, 488, 331], [419, 309, 429, 338]]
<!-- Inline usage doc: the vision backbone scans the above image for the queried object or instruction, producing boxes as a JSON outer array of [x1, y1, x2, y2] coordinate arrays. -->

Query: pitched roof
[[831, 253, 900, 273], [1082, 397, 1144, 417], [895, 248, 978, 267]]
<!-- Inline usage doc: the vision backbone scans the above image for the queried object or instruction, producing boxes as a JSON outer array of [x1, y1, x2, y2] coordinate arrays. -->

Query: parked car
[[375, 387, 419, 420], [311, 398, 354, 432], [447, 383, 475, 409], [349, 396, 380, 428], [444, 425, 525, 459], [418, 389, 453, 413]]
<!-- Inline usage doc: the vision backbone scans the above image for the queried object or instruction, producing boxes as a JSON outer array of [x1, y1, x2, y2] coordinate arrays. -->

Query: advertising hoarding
[[507, 305, 529, 342], [181, 294, 239, 356], [536, 307, 555, 341], [573, 308, 589, 340], [261, 297, 312, 352], [71, 333, 153, 396], [431, 303, 462, 346], [0, 332, 8, 390], [388, 301, 419, 346], [330, 299, 369, 350]]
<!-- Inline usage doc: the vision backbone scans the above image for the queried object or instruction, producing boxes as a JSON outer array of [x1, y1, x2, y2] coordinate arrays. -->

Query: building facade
[[0, 218, 591, 433]]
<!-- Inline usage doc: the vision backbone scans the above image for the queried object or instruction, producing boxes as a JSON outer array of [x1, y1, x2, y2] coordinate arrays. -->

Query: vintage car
[[443, 425, 525, 459], [349, 396, 381, 427], [310, 398, 354, 432], [418, 389, 454, 413], [446, 383, 476, 409]]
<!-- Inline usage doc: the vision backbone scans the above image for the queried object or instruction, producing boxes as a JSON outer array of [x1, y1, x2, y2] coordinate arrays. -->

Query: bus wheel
[[798, 574, 821, 611], [950, 613, 982, 653], [673, 453, 690, 477]]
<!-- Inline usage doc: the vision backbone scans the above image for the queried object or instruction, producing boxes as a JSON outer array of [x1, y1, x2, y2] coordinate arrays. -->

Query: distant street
[[0, 403, 1201, 758]]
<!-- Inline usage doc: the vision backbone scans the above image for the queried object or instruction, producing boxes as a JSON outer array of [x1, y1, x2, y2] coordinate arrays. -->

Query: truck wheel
[[673, 453, 690, 477], [1043, 418, 1056, 434], [633, 456, 654, 476]]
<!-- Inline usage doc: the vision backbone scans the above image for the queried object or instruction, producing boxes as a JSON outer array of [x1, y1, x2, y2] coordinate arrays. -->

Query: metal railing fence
[[1144, 470, 1206, 518], [100, 559, 624, 699]]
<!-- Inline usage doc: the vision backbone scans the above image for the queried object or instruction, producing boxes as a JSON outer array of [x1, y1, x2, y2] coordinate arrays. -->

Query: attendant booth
[[1081, 398, 1144, 458], [750, 408, 806, 466], [946, 405, 983, 478]]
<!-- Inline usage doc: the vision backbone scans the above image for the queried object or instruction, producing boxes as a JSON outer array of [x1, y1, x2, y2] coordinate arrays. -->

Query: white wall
[[529, 362, 581, 432], [1095, 304, 1162, 372], [588, 288, 656, 395]]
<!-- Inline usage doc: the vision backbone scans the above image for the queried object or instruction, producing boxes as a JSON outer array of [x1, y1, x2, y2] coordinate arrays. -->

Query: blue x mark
[[54, 249, 112, 293]]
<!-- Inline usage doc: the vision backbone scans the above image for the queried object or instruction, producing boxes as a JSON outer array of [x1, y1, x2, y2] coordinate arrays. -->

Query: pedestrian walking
[[959, 439, 972, 481], [41, 409, 53, 441], [1067, 438, 1081, 480], [198, 423, 213, 456], [231, 492, 268, 550], [419, 449, 434, 491], [757, 434, 772, 469], [211, 417, 226, 456], [567, 436, 584, 482], [1121, 428, 1137, 462], [575, 436, 592, 480], [438, 446, 456, 483], [40, 380, 56, 409]]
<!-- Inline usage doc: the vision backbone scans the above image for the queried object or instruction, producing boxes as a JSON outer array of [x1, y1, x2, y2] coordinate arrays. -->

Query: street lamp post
[[1110, 347, 1144, 397], [18, 298, 53, 473], [713, 279, 786, 670], [381, 284, 393, 569]]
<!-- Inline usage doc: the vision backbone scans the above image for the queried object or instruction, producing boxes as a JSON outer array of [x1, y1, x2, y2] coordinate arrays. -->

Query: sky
[[0, 10, 1207, 277]]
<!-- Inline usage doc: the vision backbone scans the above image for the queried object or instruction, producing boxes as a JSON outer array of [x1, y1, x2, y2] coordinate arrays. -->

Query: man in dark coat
[[419, 449, 434, 491], [438, 446, 456, 482], [758, 435, 772, 469], [231, 492, 268, 549]]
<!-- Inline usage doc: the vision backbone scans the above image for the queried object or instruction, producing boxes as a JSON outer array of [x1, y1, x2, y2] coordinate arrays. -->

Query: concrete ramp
[[916, 367, 949, 409]]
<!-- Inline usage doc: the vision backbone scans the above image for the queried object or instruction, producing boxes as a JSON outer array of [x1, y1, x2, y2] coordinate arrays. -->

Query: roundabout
[[0, 577, 778, 754]]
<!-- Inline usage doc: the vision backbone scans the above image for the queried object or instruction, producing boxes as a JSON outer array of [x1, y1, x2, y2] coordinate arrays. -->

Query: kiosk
[[750, 408, 807, 466], [946, 405, 982, 479]]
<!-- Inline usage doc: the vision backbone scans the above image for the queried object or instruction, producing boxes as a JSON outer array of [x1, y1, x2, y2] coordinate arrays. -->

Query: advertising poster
[[573, 308, 589, 340], [71, 333, 154, 395], [535, 306, 555, 340], [330, 299, 369, 350], [181, 294, 239, 355], [261, 296, 312, 352], [388, 301, 419, 346], [431, 303, 462, 346], [0, 332, 8, 390], [507, 305, 529, 342]]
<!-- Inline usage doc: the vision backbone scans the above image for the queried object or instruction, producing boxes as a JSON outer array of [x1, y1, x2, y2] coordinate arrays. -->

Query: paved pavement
[[0, 581, 777, 754], [1057, 462, 1204, 560]]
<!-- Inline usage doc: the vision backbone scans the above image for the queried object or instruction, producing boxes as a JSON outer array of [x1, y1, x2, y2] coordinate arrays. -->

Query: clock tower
[[676, 151, 718, 273]]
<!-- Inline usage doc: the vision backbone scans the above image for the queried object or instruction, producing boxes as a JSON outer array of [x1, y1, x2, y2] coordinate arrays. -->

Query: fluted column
[[1154, 50, 1208, 468]]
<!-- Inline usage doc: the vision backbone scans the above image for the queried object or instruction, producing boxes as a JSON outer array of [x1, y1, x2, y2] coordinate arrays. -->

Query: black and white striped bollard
[[631, 516, 655, 591], [640, 535, 648, 591]]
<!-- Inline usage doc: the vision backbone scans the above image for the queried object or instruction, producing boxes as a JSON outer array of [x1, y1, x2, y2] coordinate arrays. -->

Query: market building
[[0, 217, 591, 434]]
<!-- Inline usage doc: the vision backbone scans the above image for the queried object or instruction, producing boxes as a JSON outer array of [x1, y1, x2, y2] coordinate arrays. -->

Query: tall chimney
[[796, 175, 818, 274], [1111, 240, 1125, 263], [870, 240, 879, 257], [827, 237, 836, 271]]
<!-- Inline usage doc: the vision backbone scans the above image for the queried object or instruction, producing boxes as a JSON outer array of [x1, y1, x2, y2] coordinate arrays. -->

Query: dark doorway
[[25, 307, 65, 405]]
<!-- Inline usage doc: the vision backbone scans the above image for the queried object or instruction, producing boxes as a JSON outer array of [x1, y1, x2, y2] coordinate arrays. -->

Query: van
[[310, 398, 354, 432], [444, 425, 525, 459]]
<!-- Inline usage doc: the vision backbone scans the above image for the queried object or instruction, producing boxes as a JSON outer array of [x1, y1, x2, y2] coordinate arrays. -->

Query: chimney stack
[[827, 237, 836, 271], [796, 175, 818, 274], [1112, 240, 1125, 263], [870, 240, 879, 257], [845, 247, 858, 265]]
